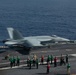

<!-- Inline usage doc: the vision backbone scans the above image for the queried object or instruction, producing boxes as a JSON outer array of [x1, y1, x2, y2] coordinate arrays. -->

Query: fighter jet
[[3, 28, 70, 49]]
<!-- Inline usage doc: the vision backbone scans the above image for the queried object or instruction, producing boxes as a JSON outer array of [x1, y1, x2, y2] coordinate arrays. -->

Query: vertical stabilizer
[[7, 28, 23, 40]]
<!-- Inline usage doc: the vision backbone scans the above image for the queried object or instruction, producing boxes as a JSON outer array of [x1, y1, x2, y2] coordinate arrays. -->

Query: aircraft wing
[[25, 36, 52, 42], [5, 41, 18, 45], [4, 38, 51, 47], [24, 36, 52, 47], [24, 39, 43, 47]]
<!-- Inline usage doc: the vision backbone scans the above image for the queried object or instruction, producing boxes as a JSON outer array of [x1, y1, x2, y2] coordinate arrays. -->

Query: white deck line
[[70, 54, 76, 56]]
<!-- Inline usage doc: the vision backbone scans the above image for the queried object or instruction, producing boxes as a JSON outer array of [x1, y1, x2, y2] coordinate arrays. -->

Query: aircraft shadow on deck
[[16, 49, 31, 55]]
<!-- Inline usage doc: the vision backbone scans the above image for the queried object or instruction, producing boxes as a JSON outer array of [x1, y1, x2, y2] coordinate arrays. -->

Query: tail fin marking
[[7, 28, 23, 40]]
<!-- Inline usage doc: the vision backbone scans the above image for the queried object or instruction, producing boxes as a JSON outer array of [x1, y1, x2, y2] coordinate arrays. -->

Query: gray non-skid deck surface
[[0, 44, 76, 75]]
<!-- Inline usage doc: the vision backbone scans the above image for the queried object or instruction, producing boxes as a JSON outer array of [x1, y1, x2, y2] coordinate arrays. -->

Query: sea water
[[0, 0, 76, 41]]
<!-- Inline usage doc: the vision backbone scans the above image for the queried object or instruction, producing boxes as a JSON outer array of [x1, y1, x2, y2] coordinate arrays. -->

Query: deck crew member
[[16, 56, 20, 66], [9, 57, 13, 68], [47, 63, 50, 74], [66, 54, 68, 63], [54, 56, 57, 67], [41, 55, 44, 64], [36, 58, 39, 69]]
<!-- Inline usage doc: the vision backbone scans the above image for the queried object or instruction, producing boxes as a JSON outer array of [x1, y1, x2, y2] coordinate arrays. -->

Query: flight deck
[[0, 43, 76, 75]]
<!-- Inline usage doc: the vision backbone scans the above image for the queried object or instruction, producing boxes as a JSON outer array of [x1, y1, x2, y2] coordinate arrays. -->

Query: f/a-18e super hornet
[[3, 28, 70, 50]]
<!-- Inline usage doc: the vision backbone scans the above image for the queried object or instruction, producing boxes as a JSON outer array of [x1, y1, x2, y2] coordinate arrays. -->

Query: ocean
[[0, 0, 76, 41]]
